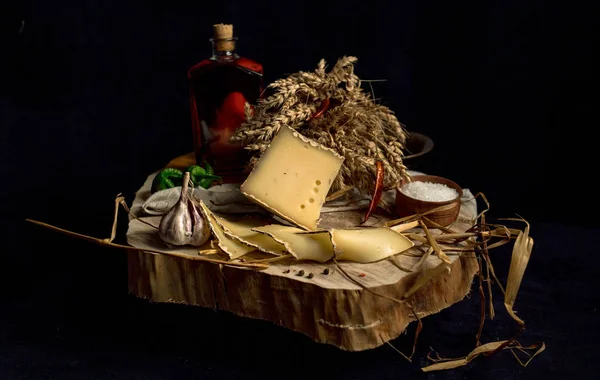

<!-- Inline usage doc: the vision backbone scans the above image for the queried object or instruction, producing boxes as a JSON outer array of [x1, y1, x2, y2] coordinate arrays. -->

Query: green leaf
[[202, 161, 214, 175], [198, 175, 221, 189]]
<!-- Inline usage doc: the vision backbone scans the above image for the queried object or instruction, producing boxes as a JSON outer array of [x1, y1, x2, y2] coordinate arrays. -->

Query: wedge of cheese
[[211, 215, 287, 256], [197, 200, 255, 259], [240, 126, 344, 230], [252, 224, 333, 263], [330, 227, 414, 263]]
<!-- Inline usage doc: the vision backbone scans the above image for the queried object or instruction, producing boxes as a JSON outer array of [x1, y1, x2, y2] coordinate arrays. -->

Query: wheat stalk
[[231, 56, 411, 201]]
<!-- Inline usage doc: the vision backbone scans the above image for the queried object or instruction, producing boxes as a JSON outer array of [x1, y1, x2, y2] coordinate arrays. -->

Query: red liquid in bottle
[[188, 25, 263, 184]]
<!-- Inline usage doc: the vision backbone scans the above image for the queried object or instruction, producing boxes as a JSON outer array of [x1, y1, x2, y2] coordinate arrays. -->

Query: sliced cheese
[[240, 126, 344, 230], [331, 227, 414, 263], [211, 215, 287, 256], [197, 200, 255, 259], [252, 224, 333, 263]]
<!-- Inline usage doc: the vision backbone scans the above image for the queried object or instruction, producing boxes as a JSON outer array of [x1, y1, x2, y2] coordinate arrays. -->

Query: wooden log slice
[[126, 154, 479, 351]]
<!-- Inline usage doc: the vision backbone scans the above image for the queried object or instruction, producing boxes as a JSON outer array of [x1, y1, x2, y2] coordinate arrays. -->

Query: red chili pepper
[[309, 98, 330, 120], [362, 161, 384, 224]]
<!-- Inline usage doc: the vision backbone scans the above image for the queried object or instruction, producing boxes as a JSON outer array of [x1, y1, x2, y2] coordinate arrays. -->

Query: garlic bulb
[[158, 172, 210, 247]]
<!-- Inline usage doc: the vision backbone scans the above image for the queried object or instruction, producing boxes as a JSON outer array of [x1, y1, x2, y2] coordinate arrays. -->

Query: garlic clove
[[158, 172, 211, 247]]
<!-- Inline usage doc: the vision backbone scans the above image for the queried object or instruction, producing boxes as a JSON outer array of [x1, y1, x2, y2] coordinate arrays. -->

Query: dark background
[[1, 0, 597, 379]]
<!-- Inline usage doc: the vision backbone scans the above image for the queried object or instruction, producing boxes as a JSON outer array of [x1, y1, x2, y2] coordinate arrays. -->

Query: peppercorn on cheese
[[240, 126, 344, 231], [252, 224, 333, 262], [330, 227, 414, 263]]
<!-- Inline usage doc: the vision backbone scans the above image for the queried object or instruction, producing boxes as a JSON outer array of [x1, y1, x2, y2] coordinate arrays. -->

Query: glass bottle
[[188, 23, 263, 184]]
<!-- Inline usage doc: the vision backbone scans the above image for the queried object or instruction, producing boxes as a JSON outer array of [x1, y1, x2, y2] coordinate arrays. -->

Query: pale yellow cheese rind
[[241, 126, 344, 231], [211, 215, 287, 256], [252, 224, 333, 263], [197, 200, 255, 259], [331, 227, 414, 263]]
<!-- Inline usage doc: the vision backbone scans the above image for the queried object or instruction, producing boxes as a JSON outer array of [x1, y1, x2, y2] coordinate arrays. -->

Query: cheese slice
[[197, 200, 255, 259], [252, 224, 333, 263], [211, 215, 287, 256], [240, 126, 344, 230], [330, 227, 414, 263]]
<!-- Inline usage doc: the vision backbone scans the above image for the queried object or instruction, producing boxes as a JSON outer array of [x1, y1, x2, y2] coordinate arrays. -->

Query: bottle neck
[[210, 37, 238, 62]]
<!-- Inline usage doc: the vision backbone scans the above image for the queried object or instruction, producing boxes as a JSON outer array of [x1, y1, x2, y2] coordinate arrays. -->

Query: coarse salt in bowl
[[395, 175, 463, 227], [399, 181, 459, 202]]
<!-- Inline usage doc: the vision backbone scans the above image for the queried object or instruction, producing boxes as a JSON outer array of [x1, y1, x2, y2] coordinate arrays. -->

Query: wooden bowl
[[404, 131, 434, 161], [395, 175, 463, 227]]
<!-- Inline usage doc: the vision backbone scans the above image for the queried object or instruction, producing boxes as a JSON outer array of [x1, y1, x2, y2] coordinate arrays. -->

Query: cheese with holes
[[331, 227, 414, 263], [252, 224, 333, 262], [211, 215, 287, 256], [241, 126, 344, 230], [198, 200, 255, 259]]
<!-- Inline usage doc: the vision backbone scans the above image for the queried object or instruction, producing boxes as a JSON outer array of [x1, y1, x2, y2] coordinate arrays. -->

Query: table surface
[[123, 167, 479, 352]]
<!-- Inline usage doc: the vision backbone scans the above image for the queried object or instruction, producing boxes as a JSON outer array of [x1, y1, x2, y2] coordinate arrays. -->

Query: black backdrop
[[1, 1, 597, 379]]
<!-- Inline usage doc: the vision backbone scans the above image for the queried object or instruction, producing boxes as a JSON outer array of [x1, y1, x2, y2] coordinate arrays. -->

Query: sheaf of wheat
[[231, 56, 411, 209]]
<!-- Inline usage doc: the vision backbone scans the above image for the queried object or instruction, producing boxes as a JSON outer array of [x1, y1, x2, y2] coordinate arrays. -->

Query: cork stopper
[[213, 23, 235, 52]]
